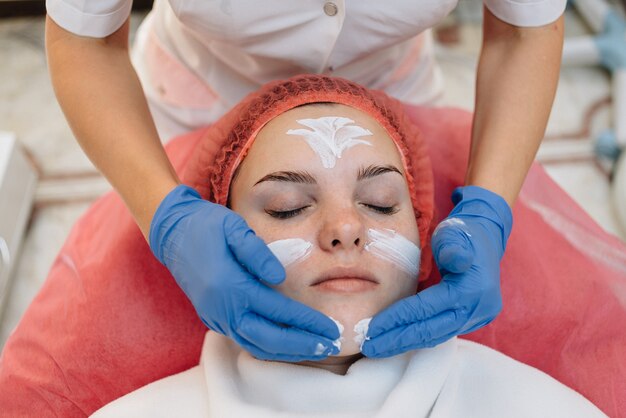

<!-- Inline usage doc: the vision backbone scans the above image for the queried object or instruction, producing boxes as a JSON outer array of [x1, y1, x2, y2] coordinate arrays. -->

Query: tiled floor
[[1, 8, 625, 350]]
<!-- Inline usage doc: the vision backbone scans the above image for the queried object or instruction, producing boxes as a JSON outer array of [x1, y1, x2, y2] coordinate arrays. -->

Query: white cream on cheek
[[286, 116, 373, 169], [355, 231, 418, 351], [266, 239, 346, 355], [267, 238, 313, 267], [364, 228, 421, 277]]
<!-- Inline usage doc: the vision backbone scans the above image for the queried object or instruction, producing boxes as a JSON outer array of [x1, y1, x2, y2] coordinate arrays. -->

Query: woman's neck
[[296, 353, 364, 375]]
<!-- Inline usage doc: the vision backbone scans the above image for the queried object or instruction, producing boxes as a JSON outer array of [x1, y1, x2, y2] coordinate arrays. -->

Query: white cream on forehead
[[286, 116, 373, 168], [267, 238, 313, 267], [364, 228, 420, 277]]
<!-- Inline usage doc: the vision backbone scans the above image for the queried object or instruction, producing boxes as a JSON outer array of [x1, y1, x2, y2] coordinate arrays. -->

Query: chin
[[322, 306, 377, 357]]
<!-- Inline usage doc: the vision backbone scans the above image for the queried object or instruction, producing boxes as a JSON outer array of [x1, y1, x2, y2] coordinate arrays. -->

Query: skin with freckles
[[230, 103, 420, 375]]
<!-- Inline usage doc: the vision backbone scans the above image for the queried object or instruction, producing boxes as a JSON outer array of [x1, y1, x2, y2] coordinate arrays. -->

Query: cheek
[[240, 211, 287, 242], [361, 211, 420, 299], [267, 238, 313, 268], [385, 268, 419, 298], [364, 226, 421, 278], [267, 258, 315, 306], [263, 231, 318, 298]]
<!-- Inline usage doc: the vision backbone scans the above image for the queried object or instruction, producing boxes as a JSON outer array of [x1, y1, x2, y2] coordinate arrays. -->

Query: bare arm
[[45, 16, 180, 237], [467, 7, 564, 206]]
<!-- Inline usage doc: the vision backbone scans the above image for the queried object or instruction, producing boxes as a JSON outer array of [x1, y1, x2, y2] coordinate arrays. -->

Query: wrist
[[149, 184, 202, 263], [450, 185, 514, 245]]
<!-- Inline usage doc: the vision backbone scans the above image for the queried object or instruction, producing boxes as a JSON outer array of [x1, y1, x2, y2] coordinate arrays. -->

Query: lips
[[311, 267, 379, 293]]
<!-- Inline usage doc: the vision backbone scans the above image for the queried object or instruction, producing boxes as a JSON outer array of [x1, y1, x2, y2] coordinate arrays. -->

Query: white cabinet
[[0, 132, 37, 318]]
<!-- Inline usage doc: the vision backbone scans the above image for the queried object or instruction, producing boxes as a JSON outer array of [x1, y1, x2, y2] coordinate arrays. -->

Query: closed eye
[[265, 206, 309, 219], [266, 204, 397, 219], [363, 204, 398, 215]]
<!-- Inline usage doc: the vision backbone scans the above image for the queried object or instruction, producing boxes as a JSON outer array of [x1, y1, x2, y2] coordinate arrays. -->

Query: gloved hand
[[361, 185, 513, 358], [150, 185, 340, 361]]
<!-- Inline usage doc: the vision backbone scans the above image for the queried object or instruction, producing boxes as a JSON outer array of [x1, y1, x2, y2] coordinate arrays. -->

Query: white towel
[[92, 332, 606, 417]]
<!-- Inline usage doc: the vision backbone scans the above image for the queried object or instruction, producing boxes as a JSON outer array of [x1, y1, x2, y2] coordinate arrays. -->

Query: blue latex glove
[[150, 185, 340, 361], [361, 185, 513, 358]]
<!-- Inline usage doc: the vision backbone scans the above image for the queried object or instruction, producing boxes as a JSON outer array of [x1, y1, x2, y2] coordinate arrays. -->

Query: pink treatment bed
[[0, 104, 625, 417]]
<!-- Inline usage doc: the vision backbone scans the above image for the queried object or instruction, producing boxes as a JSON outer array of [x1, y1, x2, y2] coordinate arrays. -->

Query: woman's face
[[230, 103, 420, 356]]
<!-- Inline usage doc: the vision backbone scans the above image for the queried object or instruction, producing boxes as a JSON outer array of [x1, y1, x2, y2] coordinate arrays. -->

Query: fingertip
[[258, 257, 286, 285], [291, 308, 340, 341], [360, 340, 376, 357], [321, 318, 342, 340], [254, 289, 342, 341], [300, 310, 341, 341], [237, 313, 340, 360], [314, 340, 340, 357], [232, 230, 287, 284], [461, 317, 493, 335], [363, 318, 382, 340], [436, 245, 473, 273], [361, 339, 390, 359], [291, 335, 339, 360]]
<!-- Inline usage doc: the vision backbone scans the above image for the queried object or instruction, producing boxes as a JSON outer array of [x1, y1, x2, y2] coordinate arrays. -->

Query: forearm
[[45, 16, 179, 237], [467, 7, 564, 206]]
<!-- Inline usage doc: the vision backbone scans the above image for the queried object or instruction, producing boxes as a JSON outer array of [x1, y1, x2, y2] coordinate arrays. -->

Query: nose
[[318, 205, 366, 253]]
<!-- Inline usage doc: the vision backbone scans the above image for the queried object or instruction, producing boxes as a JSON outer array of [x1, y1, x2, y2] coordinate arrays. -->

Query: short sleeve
[[483, 0, 567, 27], [46, 0, 133, 38]]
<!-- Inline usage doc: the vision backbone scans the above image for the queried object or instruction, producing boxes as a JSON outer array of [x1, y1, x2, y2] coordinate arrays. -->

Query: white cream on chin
[[353, 317, 372, 350], [328, 316, 345, 353], [364, 228, 420, 277], [267, 238, 313, 267], [286, 116, 373, 168]]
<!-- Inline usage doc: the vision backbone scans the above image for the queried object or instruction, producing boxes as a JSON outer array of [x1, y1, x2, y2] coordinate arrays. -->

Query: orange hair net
[[182, 74, 436, 281]]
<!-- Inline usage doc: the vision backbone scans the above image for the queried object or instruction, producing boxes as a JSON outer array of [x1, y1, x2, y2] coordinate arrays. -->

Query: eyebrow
[[253, 171, 316, 186], [253, 164, 403, 187], [357, 164, 403, 181]]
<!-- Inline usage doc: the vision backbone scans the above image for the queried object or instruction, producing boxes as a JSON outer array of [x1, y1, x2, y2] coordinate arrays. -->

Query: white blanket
[[91, 333, 605, 417]]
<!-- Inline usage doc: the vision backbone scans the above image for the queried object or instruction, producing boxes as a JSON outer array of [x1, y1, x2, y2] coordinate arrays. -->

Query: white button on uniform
[[323, 2, 338, 16]]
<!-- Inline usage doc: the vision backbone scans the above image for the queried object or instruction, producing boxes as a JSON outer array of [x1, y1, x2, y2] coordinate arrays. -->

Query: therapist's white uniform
[[46, 0, 566, 141]]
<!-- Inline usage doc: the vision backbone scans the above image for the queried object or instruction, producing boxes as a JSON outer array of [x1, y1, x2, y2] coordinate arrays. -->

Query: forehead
[[241, 103, 404, 176]]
